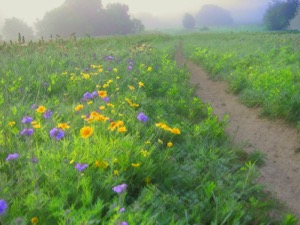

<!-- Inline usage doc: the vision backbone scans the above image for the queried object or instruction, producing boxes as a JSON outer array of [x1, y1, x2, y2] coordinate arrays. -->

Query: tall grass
[[0, 35, 296, 224]]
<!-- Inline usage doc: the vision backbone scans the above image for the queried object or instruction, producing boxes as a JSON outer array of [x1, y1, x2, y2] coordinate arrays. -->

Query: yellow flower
[[140, 150, 150, 157], [61, 72, 68, 75], [131, 163, 141, 168], [95, 160, 109, 169], [116, 76, 120, 80], [36, 106, 46, 113], [108, 122, 117, 131], [87, 101, 93, 105], [103, 83, 109, 88], [80, 126, 93, 138], [75, 104, 83, 111], [129, 85, 135, 90], [8, 121, 16, 126], [113, 158, 118, 163], [113, 68, 118, 72], [57, 123, 70, 130], [31, 121, 41, 129], [171, 128, 181, 135], [98, 90, 107, 98], [167, 142, 173, 148], [138, 82, 144, 87], [145, 140, 151, 144], [147, 66, 152, 72], [98, 68, 103, 73], [99, 106, 105, 110], [107, 103, 114, 108], [116, 121, 124, 127], [31, 217, 38, 224], [82, 73, 90, 79], [118, 126, 127, 133], [70, 159, 75, 164], [113, 170, 119, 176]]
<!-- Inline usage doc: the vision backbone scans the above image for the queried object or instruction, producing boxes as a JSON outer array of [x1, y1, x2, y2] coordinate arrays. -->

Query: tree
[[263, 0, 300, 30], [195, 4, 234, 27], [182, 13, 195, 29], [35, 0, 144, 38], [2, 17, 34, 41]]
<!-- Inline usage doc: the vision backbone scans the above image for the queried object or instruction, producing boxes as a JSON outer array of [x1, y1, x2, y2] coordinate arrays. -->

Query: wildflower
[[171, 128, 181, 135], [87, 101, 93, 105], [140, 150, 150, 157], [31, 104, 37, 109], [82, 73, 90, 79], [8, 121, 16, 126], [31, 121, 41, 129], [20, 128, 34, 136], [118, 126, 127, 133], [167, 142, 173, 148], [31, 217, 38, 224], [0, 199, 8, 215], [99, 106, 105, 111], [116, 76, 120, 79], [138, 82, 144, 87], [75, 163, 88, 172], [107, 103, 114, 108], [80, 126, 93, 138], [31, 157, 38, 163], [128, 65, 133, 70], [49, 128, 65, 140], [113, 68, 118, 72], [57, 123, 70, 130], [103, 96, 110, 103], [36, 106, 46, 113], [147, 66, 152, 72], [112, 183, 127, 194], [98, 90, 107, 98], [113, 170, 119, 176], [129, 85, 135, 90], [137, 112, 148, 123], [131, 163, 141, 168], [75, 104, 83, 111], [121, 222, 128, 225], [43, 110, 53, 119], [83, 92, 93, 100], [95, 160, 109, 169], [6, 153, 19, 161], [119, 207, 125, 213], [21, 116, 33, 123]]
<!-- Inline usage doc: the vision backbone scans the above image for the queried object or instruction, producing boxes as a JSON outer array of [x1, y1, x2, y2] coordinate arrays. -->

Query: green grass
[[183, 32, 300, 124], [0, 34, 297, 224]]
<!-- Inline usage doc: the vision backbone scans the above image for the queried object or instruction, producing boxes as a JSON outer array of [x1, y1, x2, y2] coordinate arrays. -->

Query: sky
[[0, 0, 270, 29]]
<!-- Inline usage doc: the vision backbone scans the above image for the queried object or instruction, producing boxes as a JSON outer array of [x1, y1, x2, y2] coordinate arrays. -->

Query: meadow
[[183, 32, 300, 124], [0, 33, 298, 224]]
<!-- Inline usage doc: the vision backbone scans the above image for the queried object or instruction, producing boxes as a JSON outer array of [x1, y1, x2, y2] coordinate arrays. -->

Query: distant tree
[[182, 13, 195, 29], [263, 0, 300, 30], [2, 17, 34, 41], [196, 4, 234, 27], [36, 0, 144, 38]]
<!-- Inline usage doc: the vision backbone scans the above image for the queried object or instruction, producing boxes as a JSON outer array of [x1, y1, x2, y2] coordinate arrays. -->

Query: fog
[[0, 0, 271, 32]]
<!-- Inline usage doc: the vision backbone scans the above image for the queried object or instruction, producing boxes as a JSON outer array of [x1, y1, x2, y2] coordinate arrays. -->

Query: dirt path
[[175, 45, 300, 218]]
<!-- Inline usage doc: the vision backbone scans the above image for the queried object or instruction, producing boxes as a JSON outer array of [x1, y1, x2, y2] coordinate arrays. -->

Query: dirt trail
[[175, 46, 300, 218]]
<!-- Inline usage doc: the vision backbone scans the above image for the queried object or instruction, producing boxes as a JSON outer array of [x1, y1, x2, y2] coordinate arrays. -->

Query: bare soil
[[175, 46, 300, 218]]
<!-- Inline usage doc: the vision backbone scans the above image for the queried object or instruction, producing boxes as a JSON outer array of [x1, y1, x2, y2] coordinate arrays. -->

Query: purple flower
[[31, 157, 38, 163], [0, 199, 8, 215], [104, 55, 114, 61], [21, 116, 33, 123], [137, 112, 148, 123], [119, 207, 125, 213], [127, 65, 133, 70], [83, 92, 93, 100], [75, 163, 88, 172], [31, 104, 37, 109], [91, 91, 98, 98], [103, 96, 110, 103], [112, 183, 127, 194], [20, 128, 34, 136], [6, 153, 19, 161], [121, 222, 128, 225], [49, 128, 64, 140], [43, 110, 53, 119]]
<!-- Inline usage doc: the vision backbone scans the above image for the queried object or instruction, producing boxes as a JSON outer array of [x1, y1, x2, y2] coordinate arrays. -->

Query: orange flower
[[75, 104, 83, 111], [171, 128, 181, 135], [57, 123, 70, 130], [98, 91, 107, 98], [80, 126, 93, 138], [36, 106, 46, 113]]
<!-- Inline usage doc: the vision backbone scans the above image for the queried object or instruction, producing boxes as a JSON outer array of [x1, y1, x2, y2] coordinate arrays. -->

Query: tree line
[[1, 0, 144, 41]]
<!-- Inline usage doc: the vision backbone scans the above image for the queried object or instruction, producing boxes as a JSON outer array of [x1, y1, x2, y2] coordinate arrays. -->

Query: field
[[0, 33, 298, 224]]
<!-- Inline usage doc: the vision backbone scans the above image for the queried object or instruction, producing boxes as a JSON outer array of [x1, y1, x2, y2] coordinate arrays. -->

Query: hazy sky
[[0, 0, 270, 27]]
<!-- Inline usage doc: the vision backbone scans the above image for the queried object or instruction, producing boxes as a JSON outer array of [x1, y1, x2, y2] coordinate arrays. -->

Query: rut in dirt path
[[175, 45, 300, 218]]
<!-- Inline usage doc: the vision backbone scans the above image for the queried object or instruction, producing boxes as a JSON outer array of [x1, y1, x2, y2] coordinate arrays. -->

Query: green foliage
[[35, 0, 144, 38], [2, 17, 34, 41], [182, 13, 196, 29], [185, 32, 300, 123], [0, 34, 292, 224], [263, 0, 300, 30]]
